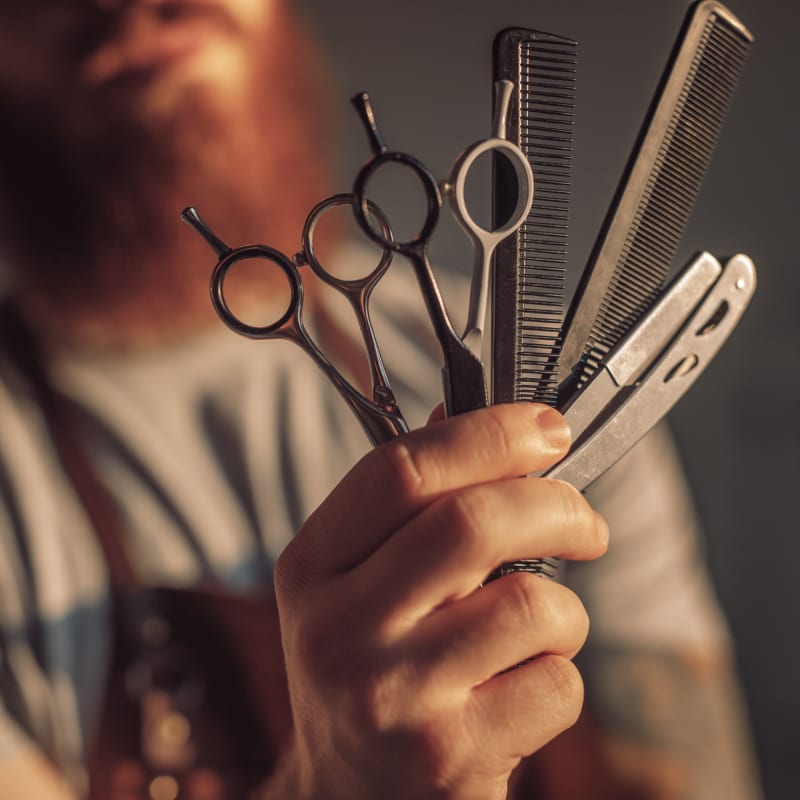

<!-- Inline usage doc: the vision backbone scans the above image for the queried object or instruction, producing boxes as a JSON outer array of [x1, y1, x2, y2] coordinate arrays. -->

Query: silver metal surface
[[546, 253, 756, 490], [448, 80, 534, 359], [560, 251, 723, 444]]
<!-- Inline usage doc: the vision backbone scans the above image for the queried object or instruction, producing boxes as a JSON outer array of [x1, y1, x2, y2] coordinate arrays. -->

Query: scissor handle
[[302, 193, 394, 288], [182, 206, 409, 446], [448, 80, 533, 244], [352, 152, 442, 252], [446, 81, 535, 355], [351, 92, 442, 252], [447, 138, 533, 243], [210, 243, 302, 340], [449, 136, 534, 355], [350, 92, 488, 416], [301, 191, 400, 411]]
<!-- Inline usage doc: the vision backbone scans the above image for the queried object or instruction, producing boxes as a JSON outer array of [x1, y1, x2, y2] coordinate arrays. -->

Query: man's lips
[[81, 1, 238, 84]]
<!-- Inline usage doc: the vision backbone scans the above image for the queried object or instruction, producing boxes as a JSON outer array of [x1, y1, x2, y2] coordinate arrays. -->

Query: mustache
[[80, 0, 242, 83]]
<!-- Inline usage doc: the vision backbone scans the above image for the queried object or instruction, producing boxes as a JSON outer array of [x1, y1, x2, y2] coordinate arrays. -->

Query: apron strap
[[0, 300, 138, 587]]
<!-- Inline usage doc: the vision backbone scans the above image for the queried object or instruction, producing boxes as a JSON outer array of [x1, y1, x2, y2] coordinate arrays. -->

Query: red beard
[[0, 4, 335, 345]]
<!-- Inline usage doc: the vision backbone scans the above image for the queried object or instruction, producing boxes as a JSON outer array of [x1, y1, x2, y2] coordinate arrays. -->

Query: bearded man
[[0, 1, 763, 799]]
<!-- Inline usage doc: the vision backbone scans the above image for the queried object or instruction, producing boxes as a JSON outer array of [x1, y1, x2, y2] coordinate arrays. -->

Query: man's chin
[[81, 0, 252, 85], [85, 39, 250, 131]]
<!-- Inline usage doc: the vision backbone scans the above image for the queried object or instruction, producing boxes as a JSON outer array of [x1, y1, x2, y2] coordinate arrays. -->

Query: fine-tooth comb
[[558, 0, 753, 399], [491, 28, 576, 408], [490, 28, 577, 580]]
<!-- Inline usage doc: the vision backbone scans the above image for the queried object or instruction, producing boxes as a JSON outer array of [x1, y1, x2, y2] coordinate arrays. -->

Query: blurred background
[[299, 0, 798, 797]]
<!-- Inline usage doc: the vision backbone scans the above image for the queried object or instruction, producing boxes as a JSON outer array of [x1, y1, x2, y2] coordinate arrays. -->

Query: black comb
[[558, 0, 753, 398], [490, 29, 577, 580], [491, 28, 577, 409]]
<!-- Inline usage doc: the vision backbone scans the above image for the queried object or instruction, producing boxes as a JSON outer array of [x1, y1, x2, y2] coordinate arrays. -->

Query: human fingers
[[468, 653, 585, 759], [279, 403, 572, 587], [349, 475, 607, 625], [408, 573, 590, 689]]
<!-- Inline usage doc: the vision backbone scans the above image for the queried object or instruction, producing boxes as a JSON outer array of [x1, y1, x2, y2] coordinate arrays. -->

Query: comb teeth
[[492, 30, 576, 407], [560, 1, 753, 389]]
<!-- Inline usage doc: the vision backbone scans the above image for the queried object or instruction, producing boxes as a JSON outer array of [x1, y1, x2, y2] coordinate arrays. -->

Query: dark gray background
[[299, 1, 799, 797]]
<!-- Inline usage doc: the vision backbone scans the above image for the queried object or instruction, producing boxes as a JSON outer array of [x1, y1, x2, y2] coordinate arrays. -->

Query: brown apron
[[87, 586, 292, 800], [0, 304, 292, 798]]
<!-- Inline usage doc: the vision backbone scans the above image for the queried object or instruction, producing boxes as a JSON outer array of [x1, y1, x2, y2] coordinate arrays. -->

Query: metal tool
[[494, 250, 757, 579], [557, 0, 753, 400], [549, 251, 756, 488], [184, 4, 755, 587], [350, 80, 534, 417], [492, 28, 577, 407], [181, 194, 409, 447], [489, 0, 753, 578]]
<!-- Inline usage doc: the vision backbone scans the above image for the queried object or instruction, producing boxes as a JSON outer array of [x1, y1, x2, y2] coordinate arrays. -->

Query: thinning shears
[[350, 79, 534, 417], [181, 194, 409, 447]]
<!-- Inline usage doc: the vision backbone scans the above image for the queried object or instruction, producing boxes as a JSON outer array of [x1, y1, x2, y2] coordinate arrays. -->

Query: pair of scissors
[[350, 80, 534, 417], [181, 194, 409, 447]]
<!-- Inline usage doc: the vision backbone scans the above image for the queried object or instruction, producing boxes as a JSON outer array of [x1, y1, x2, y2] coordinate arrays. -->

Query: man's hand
[[273, 404, 609, 800]]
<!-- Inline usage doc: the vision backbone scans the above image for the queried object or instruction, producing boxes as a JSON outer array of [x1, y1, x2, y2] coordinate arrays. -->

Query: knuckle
[[481, 406, 514, 460], [569, 594, 591, 647], [537, 655, 584, 727], [342, 669, 455, 772], [432, 489, 492, 562], [544, 479, 597, 536], [502, 571, 547, 630], [337, 666, 466, 791], [407, 717, 463, 791], [510, 574, 584, 630], [554, 479, 592, 523], [503, 575, 590, 655], [346, 681, 385, 733], [375, 439, 431, 501], [539, 581, 588, 636], [345, 668, 405, 735]]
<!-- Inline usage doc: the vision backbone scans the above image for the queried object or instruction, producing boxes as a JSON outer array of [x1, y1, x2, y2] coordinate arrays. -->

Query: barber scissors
[[181, 194, 409, 447], [350, 80, 534, 417]]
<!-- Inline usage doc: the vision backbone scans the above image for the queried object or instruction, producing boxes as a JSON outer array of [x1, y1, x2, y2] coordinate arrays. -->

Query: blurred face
[[0, 1, 277, 106], [0, 0, 333, 341]]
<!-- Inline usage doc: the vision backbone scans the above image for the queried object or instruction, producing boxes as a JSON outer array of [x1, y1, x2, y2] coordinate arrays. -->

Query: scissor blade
[[545, 253, 756, 491], [442, 340, 489, 416]]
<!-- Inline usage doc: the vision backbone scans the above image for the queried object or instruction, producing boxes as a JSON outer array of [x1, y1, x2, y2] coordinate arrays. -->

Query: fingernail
[[534, 407, 571, 451], [594, 511, 610, 548]]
